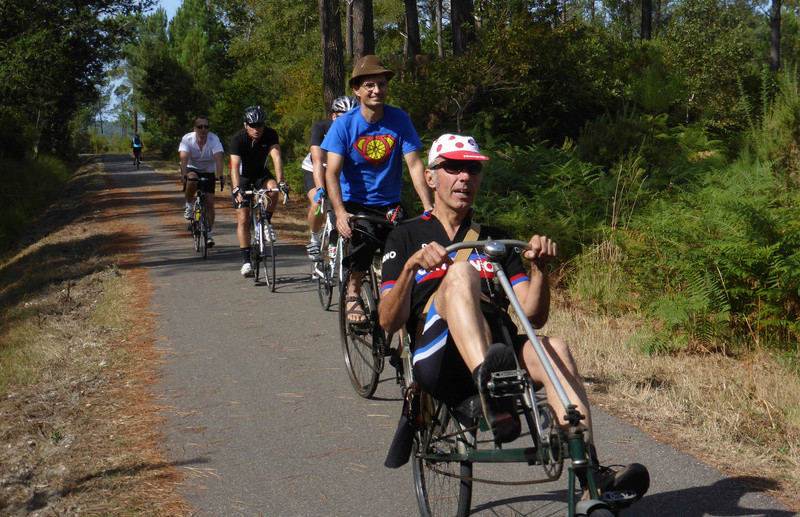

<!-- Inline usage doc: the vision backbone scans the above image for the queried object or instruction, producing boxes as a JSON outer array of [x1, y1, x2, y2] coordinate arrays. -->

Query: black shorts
[[303, 170, 319, 194], [183, 169, 216, 194], [413, 299, 524, 406], [344, 202, 404, 272], [133, 147, 142, 156], [233, 174, 275, 209]]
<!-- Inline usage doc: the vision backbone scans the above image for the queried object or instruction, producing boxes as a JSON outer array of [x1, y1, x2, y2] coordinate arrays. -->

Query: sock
[[311, 230, 322, 243], [472, 364, 482, 388], [241, 247, 250, 263], [186, 201, 192, 208]]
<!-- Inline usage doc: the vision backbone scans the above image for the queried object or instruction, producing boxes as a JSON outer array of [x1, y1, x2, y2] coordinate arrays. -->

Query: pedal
[[602, 490, 638, 507], [486, 369, 527, 398]]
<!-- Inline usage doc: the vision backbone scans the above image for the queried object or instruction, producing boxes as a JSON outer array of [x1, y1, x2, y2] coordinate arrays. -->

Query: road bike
[[186, 176, 220, 259], [339, 213, 403, 398], [312, 195, 344, 310], [397, 239, 636, 517], [244, 188, 288, 292]]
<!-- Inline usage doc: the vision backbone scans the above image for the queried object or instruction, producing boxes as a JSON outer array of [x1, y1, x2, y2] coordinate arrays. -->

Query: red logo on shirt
[[354, 135, 396, 167]]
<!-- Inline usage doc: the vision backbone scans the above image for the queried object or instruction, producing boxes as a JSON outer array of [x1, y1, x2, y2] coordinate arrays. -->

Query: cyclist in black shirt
[[379, 133, 649, 501], [230, 106, 289, 277]]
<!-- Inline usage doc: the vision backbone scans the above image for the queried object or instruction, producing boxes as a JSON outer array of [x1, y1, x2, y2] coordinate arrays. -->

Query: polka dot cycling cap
[[428, 134, 489, 166]]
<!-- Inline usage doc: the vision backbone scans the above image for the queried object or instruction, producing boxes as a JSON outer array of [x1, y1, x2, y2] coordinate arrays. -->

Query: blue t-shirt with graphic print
[[321, 105, 422, 206]]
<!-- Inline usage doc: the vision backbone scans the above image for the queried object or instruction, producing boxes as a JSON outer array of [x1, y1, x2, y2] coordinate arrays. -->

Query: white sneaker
[[306, 241, 321, 261], [207, 235, 215, 248], [240, 263, 253, 277], [265, 225, 276, 243], [184, 205, 193, 219]]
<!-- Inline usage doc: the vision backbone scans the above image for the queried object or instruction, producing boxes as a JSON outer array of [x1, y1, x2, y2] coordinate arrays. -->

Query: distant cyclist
[[301, 95, 358, 261], [179, 116, 225, 247], [131, 133, 143, 165], [322, 55, 433, 324], [230, 106, 290, 277]]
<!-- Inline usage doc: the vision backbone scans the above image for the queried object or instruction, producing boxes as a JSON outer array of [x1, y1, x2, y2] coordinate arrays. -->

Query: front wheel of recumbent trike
[[412, 400, 473, 517]]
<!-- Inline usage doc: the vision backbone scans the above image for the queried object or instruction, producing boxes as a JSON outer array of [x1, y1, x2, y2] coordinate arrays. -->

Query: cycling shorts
[[303, 170, 320, 194], [413, 296, 525, 406], [183, 168, 216, 194], [133, 147, 142, 155], [343, 201, 403, 272], [233, 174, 275, 209]]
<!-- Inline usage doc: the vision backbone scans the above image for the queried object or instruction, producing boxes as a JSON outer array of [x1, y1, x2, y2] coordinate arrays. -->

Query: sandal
[[346, 296, 368, 324]]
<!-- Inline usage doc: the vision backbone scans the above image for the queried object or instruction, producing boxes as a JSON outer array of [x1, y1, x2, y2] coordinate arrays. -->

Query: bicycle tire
[[191, 218, 201, 252], [251, 213, 261, 283], [316, 229, 333, 309], [339, 269, 381, 398], [199, 203, 208, 259], [412, 402, 473, 517], [587, 509, 615, 517], [263, 223, 276, 292]]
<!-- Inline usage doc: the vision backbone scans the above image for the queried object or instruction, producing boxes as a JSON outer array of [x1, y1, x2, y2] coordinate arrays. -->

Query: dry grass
[[544, 298, 800, 511], [0, 159, 188, 515]]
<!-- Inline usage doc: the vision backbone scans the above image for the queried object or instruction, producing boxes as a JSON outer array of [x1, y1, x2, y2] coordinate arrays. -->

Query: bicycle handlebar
[[347, 213, 399, 228], [445, 239, 531, 255], [185, 175, 224, 192], [242, 188, 289, 204]]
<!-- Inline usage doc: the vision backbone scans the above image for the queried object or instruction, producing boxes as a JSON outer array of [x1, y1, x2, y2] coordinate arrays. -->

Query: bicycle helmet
[[243, 106, 266, 125], [331, 96, 357, 113]]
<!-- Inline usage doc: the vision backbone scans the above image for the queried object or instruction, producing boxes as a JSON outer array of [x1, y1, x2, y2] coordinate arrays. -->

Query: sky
[[155, 0, 182, 20]]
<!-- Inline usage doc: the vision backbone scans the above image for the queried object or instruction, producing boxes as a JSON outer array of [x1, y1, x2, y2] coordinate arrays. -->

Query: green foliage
[[0, 156, 73, 253]]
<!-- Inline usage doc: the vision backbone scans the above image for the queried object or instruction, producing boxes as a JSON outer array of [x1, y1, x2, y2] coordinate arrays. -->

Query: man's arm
[[404, 150, 433, 212], [310, 146, 325, 191], [325, 152, 353, 238], [179, 151, 189, 178], [230, 155, 243, 202], [379, 241, 452, 333], [512, 235, 556, 328], [268, 145, 284, 184], [214, 151, 225, 188]]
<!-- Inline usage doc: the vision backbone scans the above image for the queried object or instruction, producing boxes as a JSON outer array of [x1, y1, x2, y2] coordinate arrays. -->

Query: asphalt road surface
[[105, 155, 795, 516]]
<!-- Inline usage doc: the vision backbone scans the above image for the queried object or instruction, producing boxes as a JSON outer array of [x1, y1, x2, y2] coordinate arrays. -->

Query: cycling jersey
[[178, 132, 224, 173], [132, 137, 143, 148], [301, 118, 334, 173], [380, 212, 529, 344], [230, 128, 280, 180], [320, 105, 422, 206]]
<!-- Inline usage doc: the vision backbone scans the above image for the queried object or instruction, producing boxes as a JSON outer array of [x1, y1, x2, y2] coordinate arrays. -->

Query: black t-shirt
[[310, 118, 333, 147], [380, 212, 530, 343], [230, 128, 280, 179]]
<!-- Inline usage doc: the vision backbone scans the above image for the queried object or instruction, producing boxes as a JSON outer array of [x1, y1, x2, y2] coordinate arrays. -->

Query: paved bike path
[[105, 155, 794, 517]]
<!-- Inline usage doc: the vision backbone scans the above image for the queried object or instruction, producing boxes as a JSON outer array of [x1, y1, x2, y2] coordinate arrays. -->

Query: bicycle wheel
[[198, 203, 208, 259], [251, 214, 261, 283], [316, 230, 333, 309], [339, 269, 382, 398], [412, 401, 473, 517], [263, 222, 276, 292]]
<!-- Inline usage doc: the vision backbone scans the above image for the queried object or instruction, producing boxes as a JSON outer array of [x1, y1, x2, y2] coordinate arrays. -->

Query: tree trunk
[[134, 109, 138, 135], [641, 0, 652, 40], [436, 0, 443, 57], [770, 0, 781, 72], [345, 0, 353, 60], [561, 0, 566, 24], [352, 0, 374, 60], [451, 0, 473, 56], [319, 0, 345, 108], [404, 0, 421, 58]]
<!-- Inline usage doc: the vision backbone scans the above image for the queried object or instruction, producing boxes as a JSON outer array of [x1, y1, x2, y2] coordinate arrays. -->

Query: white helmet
[[331, 96, 357, 113]]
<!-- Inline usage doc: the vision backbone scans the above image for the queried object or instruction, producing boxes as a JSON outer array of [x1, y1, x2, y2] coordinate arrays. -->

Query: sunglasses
[[195, 125, 210, 129], [247, 123, 265, 129], [432, 160, 483, 176]]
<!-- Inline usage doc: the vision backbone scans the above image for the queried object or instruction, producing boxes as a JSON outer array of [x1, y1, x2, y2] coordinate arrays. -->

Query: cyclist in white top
[[179, 116, 225, 247], [301, 95, 358, 260]]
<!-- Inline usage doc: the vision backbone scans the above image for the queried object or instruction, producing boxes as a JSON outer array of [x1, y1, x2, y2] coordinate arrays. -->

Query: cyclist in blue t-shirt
[[322, 55, 433, 324], [131, 133, 143, 165]]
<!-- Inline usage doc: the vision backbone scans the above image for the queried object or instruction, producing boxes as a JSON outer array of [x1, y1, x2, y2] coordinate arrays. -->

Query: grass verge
[[0, 158, 188, 515]]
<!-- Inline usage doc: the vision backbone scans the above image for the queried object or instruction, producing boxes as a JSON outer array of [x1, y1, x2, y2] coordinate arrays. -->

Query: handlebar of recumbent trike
[[443, 239, 576, 422]]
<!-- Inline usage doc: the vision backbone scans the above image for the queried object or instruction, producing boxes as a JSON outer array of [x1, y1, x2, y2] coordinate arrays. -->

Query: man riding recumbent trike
[[378, 134, 650, 517]]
